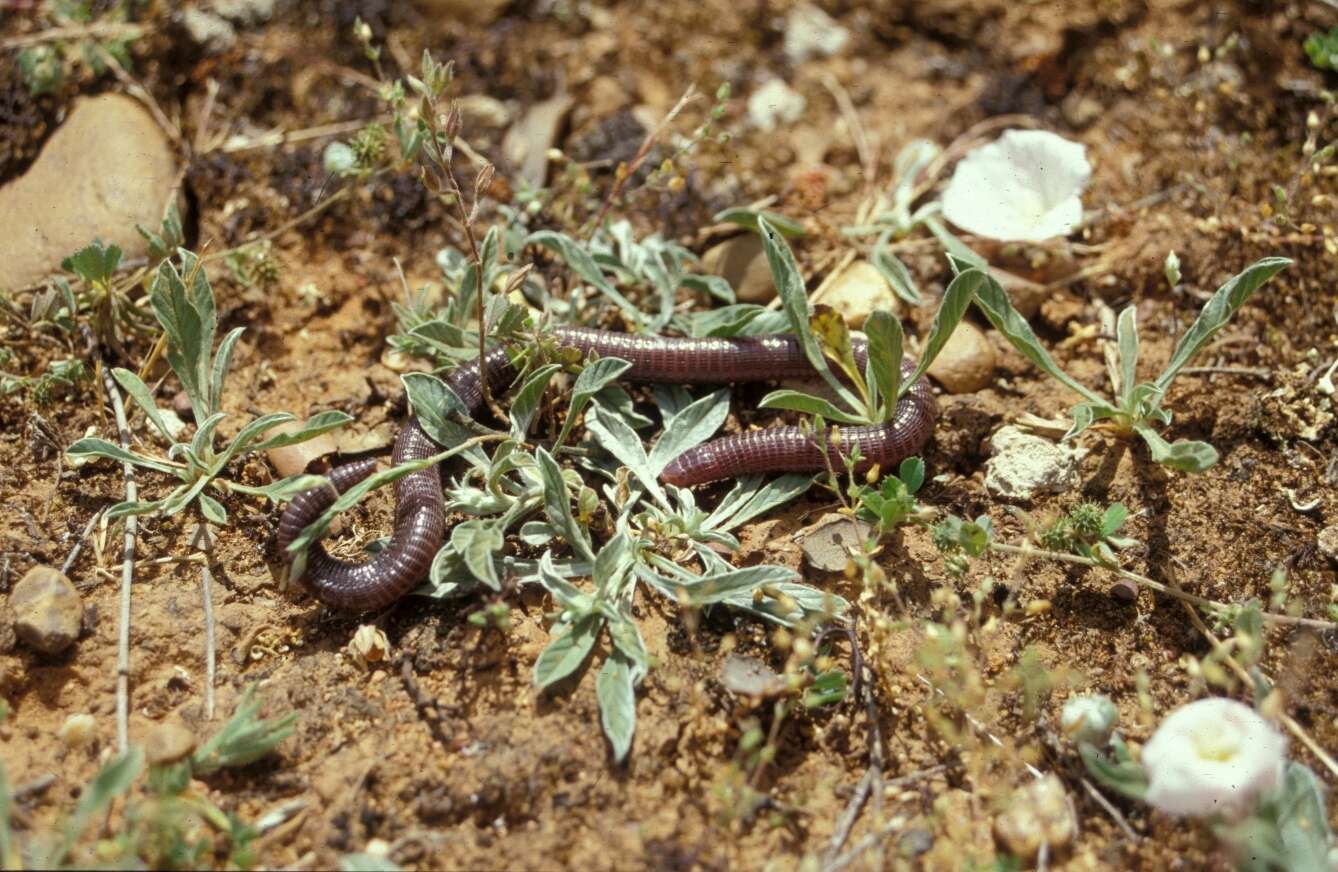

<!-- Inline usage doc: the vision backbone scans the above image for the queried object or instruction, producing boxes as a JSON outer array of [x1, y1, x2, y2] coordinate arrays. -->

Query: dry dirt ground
[[3, 0, 1338, 869]]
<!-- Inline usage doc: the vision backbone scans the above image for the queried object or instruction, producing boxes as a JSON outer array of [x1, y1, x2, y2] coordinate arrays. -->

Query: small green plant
[[1036, 501, 1137, 566], [1305, 26, 1338, 72], [755, 215, 977, 429], [65, 250, 350, 524], [954, 253, 1291, 472], [16, 1, 139, 97], [0, 686, 293, 870]]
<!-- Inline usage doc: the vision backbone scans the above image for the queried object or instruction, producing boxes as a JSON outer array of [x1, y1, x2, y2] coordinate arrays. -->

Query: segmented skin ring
[[276, 327, 938, 610]]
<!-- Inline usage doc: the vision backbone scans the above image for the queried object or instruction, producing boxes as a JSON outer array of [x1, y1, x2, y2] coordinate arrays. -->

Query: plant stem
[[989, 542, 1336, 630], [192, 524, 217, 721], [100, 365, 137, 753]]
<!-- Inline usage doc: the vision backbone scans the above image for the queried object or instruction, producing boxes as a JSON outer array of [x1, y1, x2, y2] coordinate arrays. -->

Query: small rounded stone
[[145, 721, 197, 765], [10, 566, 83, 655]]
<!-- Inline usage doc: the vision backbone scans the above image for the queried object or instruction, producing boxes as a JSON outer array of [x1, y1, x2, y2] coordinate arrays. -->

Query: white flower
[[1142, 698, 1287, 818], [941, 129, 1091, 242]]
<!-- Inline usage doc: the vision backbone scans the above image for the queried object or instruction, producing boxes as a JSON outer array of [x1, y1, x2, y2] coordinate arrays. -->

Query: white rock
[[783, 4, 850, 64], [180, 7, 236, 51], [942, 130, 1091, 243], [748, 78, 806, 132], [984, 426, 1084, 502]]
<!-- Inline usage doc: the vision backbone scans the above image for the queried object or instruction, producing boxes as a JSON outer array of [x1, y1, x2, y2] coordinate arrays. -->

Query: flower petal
[[941, 129, 1091, 242]]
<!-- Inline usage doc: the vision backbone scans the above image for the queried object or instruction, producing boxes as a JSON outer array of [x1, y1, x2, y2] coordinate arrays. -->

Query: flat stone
[[502, 93, 574, 189], [927, 321, 996, 394], [10, 566, 83, 655], [701, 234, 775, 303], [813, 260, 903, 328], [0, 93, 177, 289], [799, 513, 872, 573]]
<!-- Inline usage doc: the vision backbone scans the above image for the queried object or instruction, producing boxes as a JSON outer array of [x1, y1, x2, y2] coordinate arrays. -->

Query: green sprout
[[65, 250, 350, 525]]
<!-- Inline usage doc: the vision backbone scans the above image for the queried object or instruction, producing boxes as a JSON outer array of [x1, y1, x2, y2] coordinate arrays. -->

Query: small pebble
[[701, 234, 774, 303], [993, 774, 1076, 858], [927, 321, 996, 394], [10, 566, 83, 655], [1317, 524, 1338, 565], [1109, 579, 1139, 603], [747, 78, 806, 132], [58, 713, 97, 749], [145, 721, 197, 765], [984, 426, 1085, 502]]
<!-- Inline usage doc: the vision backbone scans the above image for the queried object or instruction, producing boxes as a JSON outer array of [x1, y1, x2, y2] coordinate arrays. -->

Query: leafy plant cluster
[[0, 687, 294, 870]]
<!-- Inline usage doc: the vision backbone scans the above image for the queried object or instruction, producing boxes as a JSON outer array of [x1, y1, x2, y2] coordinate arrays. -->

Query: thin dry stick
[[191, 524, 217, 720], [819, 765, 949, 872], [61, 508, 105, 577], [1081, 777, 1139, 844], [100, 365, 137, 753], [988, 542, 1336, 631], [216, 116, 391, 154], [587, 84, 699, 235], [1178, 600, 1338, 780], [0, 21, 142, 49]]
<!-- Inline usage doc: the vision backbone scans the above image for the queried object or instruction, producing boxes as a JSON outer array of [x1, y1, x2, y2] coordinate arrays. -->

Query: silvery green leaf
[[591, 384, 653, 429], [586, 403, 666, 508], [1277, 761, 1334, 872], [973, 273, 1107, 405], [593, 531, 635, 595], [713, 207, 805, 238], [1156, 257, 1290, 391], [720, 580, 850, 627], [535, 448, 595, 561], [233, 473, 331, 502], [212, 412, 300, 473], [704, 473, 815, 532], [680, 273, 735, 304], [904, 268, 981, 393], [649, 389, 729, 474], [596, 651, 638, 763], [871, 243, 924, 306], [864, 310, 904, 418], [760, 216, 854, 405], [110, 367, 174, 442], [509, 363, 561, 440], [66, 437, 181, 475], [923, 217, 988, 273], [401, 372, 488, 467], [52, 747, 144, 867], [532, 613, 602, 690], [251, 410, 353, 452], [191, 411, 229, 460], [758, 389, 868, 425], [451, 520, 504, 591], [1063, 402, 1115, 441], [199, 493, 228, 525], [661, 564, 799, 607], [416, 546, 479, 599], [1116, 305, 1139, 405], [525, 230, 643, 322], [681, 304, 790, 338], [519, 520, 558, 546], [603, 610, 650, 680], [105, 496, 170, 519], [1135, 425, 1219, 473], [209, 326, 245, 414], [651, 383, 694, 419], [554, 356, 634, 449]]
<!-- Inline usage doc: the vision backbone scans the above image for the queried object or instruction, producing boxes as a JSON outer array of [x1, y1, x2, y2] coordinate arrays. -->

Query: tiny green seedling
[[65, 250, 350, 525], [1037, 502, 1138, 567]]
